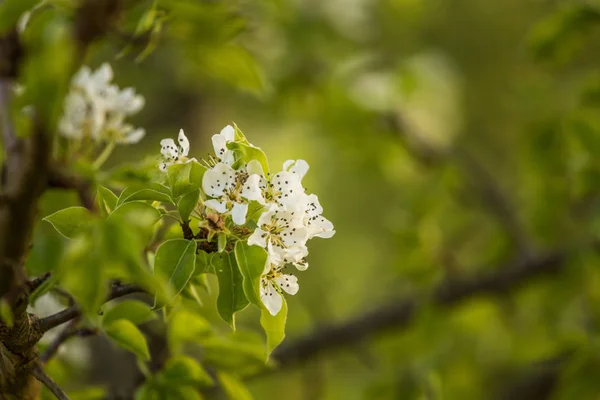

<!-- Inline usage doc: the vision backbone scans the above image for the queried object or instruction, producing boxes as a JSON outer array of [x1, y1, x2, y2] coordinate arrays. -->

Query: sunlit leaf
[[102, 300, 157, 327], [212, 252, 248, 328], [43, 207, 96, 239], [217, 371, 254, 400], [153, 239, 197, 307], [234, 241, 267, 309], [260, 298, 287, 358], [105, 319, 150, 361]]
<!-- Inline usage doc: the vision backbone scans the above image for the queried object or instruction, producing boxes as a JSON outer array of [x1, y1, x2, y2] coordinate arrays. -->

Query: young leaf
[[160, 355, 214, 386], [97, 186, 119, 213], [260, 298, 287, 358], [43, 207, 96, 239], [227, 142, 269, 175], [118, 188, 174, 206], [177, 189, 200, 222], [167, 309, 212, 354], [108, 201, 162, 243], [105, 319, 150, 361], [212, 252, 249, 328], [167, 162, 193, 198], [153, 239, 197, 307], [102, 300, 157, 327], [234, 241, 268, 309], [189, 160, 207, 189], [217, 371, 254, 400], [194, 250, 212, 275], [218, 232, 227, 253]]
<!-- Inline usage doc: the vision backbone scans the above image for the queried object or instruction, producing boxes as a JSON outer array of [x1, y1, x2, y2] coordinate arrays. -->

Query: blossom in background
[[260, 261, 299, 316], [159, 129, 192, 172], [202, 162, 264, 225], [59, 63, 145, 145]]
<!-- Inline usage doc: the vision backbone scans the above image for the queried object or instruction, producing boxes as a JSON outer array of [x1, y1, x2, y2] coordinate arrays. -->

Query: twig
[[41, 319, 97, 364], [31, 363, 70, 400], [270, 250, 565, 368], [27, 272, 52, 293], [47, 167, 96, 211], [39, 283, 145, 333]]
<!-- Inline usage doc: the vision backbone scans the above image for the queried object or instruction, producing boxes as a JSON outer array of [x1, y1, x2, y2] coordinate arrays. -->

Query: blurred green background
[[27, 0, 600, 398]]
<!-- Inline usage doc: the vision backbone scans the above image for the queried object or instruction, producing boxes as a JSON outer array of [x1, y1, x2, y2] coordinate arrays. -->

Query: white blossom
[[246, 160, 307, 210], [159, 129, 192, 172], [211, 125, 236, 165], [248, 206, 309, 267], [301, 193, 335, 239], [260, 261, 299, 316], [201, 162, 263, 225], [59, 63, 145, 144]]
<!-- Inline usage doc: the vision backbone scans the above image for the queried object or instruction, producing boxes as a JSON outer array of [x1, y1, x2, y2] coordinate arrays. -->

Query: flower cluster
[[159, 125, 335, 316], [59, 63, 145, 145]]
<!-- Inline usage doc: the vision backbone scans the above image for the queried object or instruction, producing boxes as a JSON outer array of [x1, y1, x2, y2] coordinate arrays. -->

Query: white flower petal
[[274, 274, 299, 295], [261, 281, 283, 316], [178, 129, 190, 156], [120, 128, 145, 144], [221, 125, 235, 142], [283, 159, 310, 180], [248, 228, 269, 248], [310, 215, 335, 238], [159, 162, 168, 172], [202, 163, 235, 198], [246, 159, 264, 177], [204, 199, 228, 214], [281, 226, 309, 248], [231, 202, 248, 225], [240, 174, 265, 203], [160, 138, 179, 160], [94, 63, 113, 86]]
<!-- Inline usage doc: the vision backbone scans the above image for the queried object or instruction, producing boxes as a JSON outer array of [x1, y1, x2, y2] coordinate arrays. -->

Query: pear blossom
[[201, 162, 263, 225], [245, 160, 308, 209], [59, 63, 145, 144], [248, 206, 309, 263], [211, 125, 236, 165], [260, 261, 299, 316], [159, 129, 192, 172], [301, 194, 335, 239]]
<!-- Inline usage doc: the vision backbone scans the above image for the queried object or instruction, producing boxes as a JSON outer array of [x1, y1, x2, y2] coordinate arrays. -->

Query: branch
[[31, 364, 70, 400], [47, 167, 96, 211], [270, 250, 565, 368], [41, 319, 96, 364], [38, 283, 145, 333]]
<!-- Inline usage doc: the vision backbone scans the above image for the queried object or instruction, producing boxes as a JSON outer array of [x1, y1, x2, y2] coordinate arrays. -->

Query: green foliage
[[153, 239, 197, 307], [234, 241, 268, 309], [102, 300, 157, 327], [0, 0, 38, 33], [105, 319, 150, 361], [213, 252, 249, 328], [43, 206, 95, 239], [177, 189, 200, 222], [217, 371, 254, 400], [260, 299, 287, 359]]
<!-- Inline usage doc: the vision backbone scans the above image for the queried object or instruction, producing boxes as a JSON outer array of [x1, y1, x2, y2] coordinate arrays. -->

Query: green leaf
[[201, 331, 265, 373], [153, 239, 197, 307], [108, 201, 162, 243], [218, 232, 227, 253], [168, 163, 193, 198], [68, 387, 107, 400], [189, 160, 207, 188], [118, 188, 174, 206], [234, 241, 267, 309], [194, 250, 212, 275], [227, 142, 269, 175], [135, 383, 160, 400], [167, 309, 211, 354], [0, 299, 14, 327], [260, 298, 287, 358], [102, 300, 157, 327], [160, 355, 214, 387], [105, 319, 150, 361], [60, 236, 106, 315], [43, 207, 95, 239], [217, 371, 254, 400], [97, 186, 119, 213], [178, 189, 200, 222], [0, 0, 38, 33], [213, 252, 249, 328]]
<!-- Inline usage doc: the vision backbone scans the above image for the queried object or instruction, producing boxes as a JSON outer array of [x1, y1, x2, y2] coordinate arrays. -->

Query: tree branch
[[31, 364, 70, 400], [38, 283, 145, 333], [47, 167, 96, 211], [41, 319, 96, 364], [270, 250, 565, 368]]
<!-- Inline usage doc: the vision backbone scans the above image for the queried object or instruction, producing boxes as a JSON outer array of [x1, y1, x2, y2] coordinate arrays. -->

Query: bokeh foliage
[[10, 0, 600, 398]]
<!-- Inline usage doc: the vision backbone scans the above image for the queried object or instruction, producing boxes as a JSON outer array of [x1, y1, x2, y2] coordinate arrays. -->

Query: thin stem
[[31, 364, 70, 400], [92, 140, 116, 170]]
